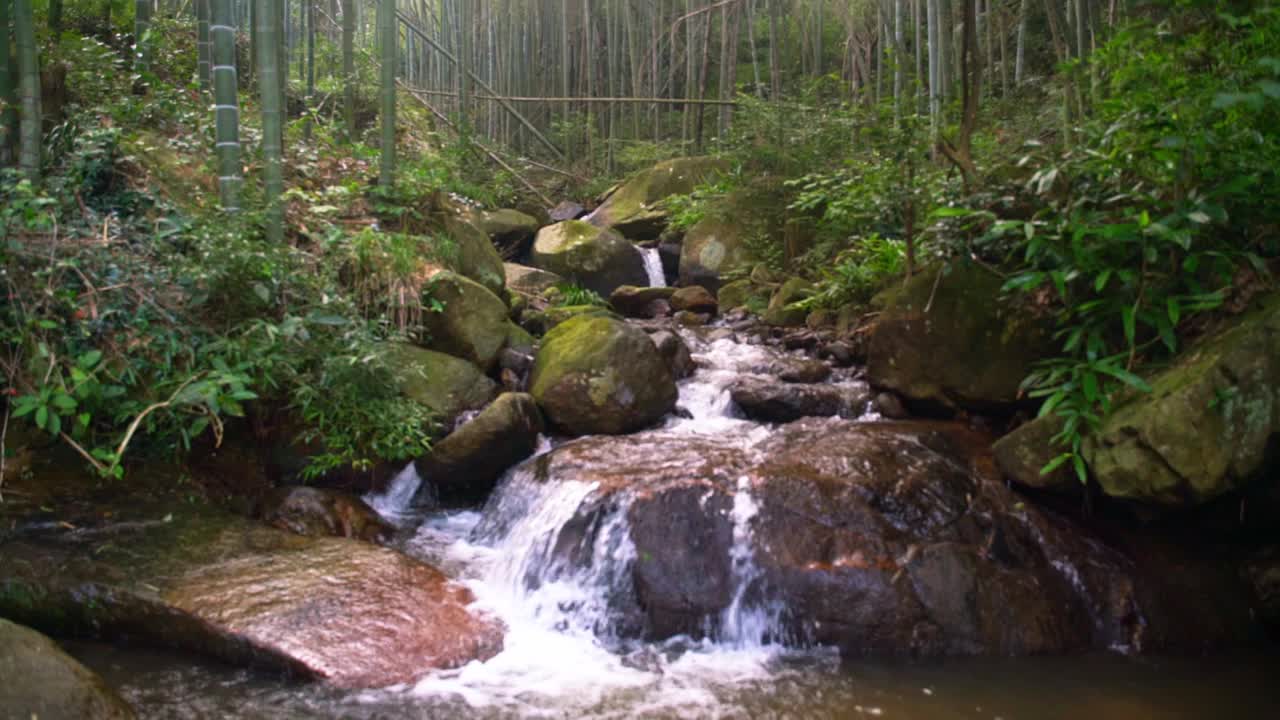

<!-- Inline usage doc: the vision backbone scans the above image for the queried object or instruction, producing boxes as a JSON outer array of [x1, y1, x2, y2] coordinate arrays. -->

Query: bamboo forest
[[3, 1, 1280, 718]]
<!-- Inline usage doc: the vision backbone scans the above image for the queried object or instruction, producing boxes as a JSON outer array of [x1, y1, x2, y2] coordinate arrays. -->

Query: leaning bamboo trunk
[[212, 0, 243, 210], [379, 0, 396, 188], [14, 0, 39, 180], [256, 0, 284, 241]]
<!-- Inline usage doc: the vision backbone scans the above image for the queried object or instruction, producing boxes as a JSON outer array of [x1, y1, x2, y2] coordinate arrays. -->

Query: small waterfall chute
[[639, 246, 666, 287]]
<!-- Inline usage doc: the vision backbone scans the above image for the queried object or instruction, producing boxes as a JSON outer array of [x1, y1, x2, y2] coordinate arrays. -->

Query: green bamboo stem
[[197, 0, 212, 90], [342, 0, 355, 139], [134, 0, 153, 72], [379, 0, 396, 188], [14, 0, 38, 180], [212, 0, 242, 211], [257, 0, 284, 241], [0, 0, 15, 165]]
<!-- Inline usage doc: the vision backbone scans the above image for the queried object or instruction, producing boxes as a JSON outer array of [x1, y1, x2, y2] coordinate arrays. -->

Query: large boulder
[[0, 618, 135, 719], [585, 156, 728, 239], [867, 262, 1053, 413], [491, 421, 1259, 655], [420, 271, 513, 370], [415, 393, 544, 505], [678, 218, 751, 293], [385, 343, 498, 427], [520, 304, 618, 336], [476, 209, 539, 260], [670, 285, 718, 315], [529, 315, 677, 435], [992, 414, 1076, 492], [0, 513, 504, 689], [443, 215, 507, 297], [504, 262, 563, 299], [531, 221, 648, 296], [1082, 296, 1280, 506]]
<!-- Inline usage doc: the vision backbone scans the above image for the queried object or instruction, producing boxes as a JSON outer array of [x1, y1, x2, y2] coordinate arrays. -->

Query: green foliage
[[791, 234, 907, 311], [549, 282, 606, 308], [972, 5, 1280, 481]]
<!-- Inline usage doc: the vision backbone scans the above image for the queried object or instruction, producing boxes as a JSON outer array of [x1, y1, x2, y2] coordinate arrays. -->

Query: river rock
[[501, 421, 1259, 655], [505, 262, 564, 299], [443, 215, 507, 297], [716, 279, 760, 312], [1244, 547, 1280, 630], [866, 262, 1054, 413], [255, 486, 393, 543], [778, 358, 832, 383], [670, 285, 718, 315], [0, 513, 504, 688], [1081, 296, 1280, 506], [585, 156, 728, 239], [529, 315, 677, 435], [549, 200, 586, 222], [992, 414, 1076, 492], [729, 377, 871, 422], [531, 220, 648, 296], [477, 208, 539, 259], [650, 329, 695, 380], [678, 218, 751, 294], [416, 393, 544, 505], [420, 271, 512, 370], [609, 285, 677, 318], [385, 343, 498, 427], [0, 618, 135, 719], [762, 277, 813, 327], [520, 304, 619, 335]]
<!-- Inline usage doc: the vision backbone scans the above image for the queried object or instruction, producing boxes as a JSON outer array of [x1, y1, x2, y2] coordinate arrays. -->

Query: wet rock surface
[[0, 618, 136, 719], [490, 419, 1261, 656], [0, 512, 504, 689], [729, 377, 871, 423], [531, 220, 648, 296], [255, 486, 392, 543]]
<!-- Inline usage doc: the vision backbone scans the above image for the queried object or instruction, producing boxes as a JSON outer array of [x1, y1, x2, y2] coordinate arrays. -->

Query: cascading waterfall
[[640, 245, 667, 287], [364, 463, 423, 521], [378, 326, 854, 712]]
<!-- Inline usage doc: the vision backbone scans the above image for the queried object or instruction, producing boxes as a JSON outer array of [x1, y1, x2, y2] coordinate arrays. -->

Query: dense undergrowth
[[663, 1, 1279, 478], [0, 16, 515, 482]]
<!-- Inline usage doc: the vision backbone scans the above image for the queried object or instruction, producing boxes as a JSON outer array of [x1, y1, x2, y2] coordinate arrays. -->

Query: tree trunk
[[212, 0, 243, 210], [343, 0, 355, 138], [134, 0, 153, 71], [938, 0, 979, 189], [0, 0, 16, 166], [304, 0, 315, 140], [257, 0, 284, 241], [14, 0, 38, 180], [379, 0, 396, 187]]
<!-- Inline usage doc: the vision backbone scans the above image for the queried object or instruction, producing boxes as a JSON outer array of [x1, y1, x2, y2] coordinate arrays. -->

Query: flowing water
[[67, 326, 1280, 718], [640, 246, 667, 287]]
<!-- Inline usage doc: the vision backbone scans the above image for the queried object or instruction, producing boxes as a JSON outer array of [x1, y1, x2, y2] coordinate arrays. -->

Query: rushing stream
[[67, 324, 1280, 718]]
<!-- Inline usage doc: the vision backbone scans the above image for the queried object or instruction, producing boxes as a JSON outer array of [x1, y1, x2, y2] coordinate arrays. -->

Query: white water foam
[[363, 463, 423, 521], [640, 245, 667, 287]]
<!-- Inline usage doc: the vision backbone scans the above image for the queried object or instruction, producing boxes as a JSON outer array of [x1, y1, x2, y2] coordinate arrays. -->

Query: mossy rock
[[716, 279, 761, 312], [415, 393, 544, 505], [384, 343, 498, 427], [505, 322, 537, 354], [521, 304, 618, 336], [477, 208, 540, 259], [678, 217, 751, 294], [992, 414, 1076, 493], [585, 156, 729, 240], [866, 262, 1054, 412], [443, 214, 506, 297], [762, 277, 813, 327], [0, 618, 136, 719], [1082, 295, 1280, 506], [530, 315, 677, 435], [531, 220, 648, 296], [419, 271, 511, 370]]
